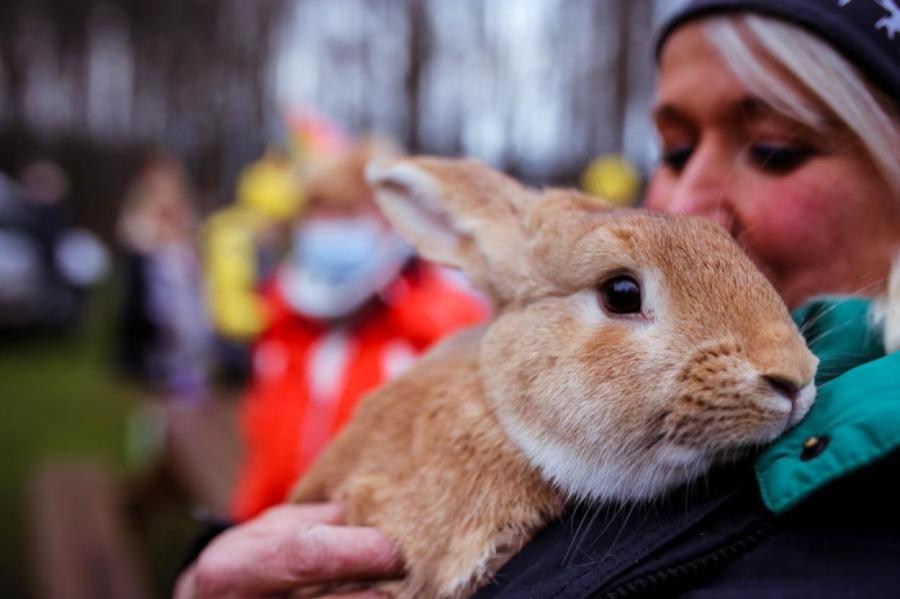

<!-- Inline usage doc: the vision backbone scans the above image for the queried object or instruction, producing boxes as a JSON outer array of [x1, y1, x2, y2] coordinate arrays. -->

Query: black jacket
[[473, 452, 900, 599]]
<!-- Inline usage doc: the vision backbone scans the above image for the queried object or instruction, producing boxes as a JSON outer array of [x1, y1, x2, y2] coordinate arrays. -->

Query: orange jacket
[[231, 261, 488, 520]]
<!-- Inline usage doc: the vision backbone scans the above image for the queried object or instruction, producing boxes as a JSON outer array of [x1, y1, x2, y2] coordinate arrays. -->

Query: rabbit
[[288, 156, 818, 599]]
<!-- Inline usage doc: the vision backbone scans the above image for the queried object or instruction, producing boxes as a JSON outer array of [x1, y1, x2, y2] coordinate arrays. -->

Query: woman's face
[[646, 23, 900, 308]]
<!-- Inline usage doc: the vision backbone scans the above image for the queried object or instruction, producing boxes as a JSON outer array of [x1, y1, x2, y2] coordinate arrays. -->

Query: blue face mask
[[293, 218, 386, 284], [279, 217, 411, 319]]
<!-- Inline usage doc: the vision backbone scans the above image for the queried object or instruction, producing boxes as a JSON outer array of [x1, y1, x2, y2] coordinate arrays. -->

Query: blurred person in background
[[0, 159, 108, 332], [177, 1, 900, 597], [18, 159, 71, 288], [116, 150, 209, 396], [231, 136, 489, 520], [203, 112, 352, 385], [203, 148, 302, 385]]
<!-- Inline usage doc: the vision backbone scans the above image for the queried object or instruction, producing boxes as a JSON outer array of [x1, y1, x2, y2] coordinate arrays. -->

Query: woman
[[176, 1, 900, 596]]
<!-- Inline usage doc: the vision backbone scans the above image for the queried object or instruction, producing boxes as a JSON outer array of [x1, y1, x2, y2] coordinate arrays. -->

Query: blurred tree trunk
[[0, 0, 680, 238], [0, 0, 286, 213], [272, 0, 672, 185]]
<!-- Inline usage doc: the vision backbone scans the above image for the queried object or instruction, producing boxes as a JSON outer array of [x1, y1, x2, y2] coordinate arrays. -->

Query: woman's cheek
[[739, 176, 847, 273]]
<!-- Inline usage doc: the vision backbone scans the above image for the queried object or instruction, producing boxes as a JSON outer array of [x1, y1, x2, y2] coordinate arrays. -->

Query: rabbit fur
[[289, 157, 818, 598], [872, 253, 900, 353]]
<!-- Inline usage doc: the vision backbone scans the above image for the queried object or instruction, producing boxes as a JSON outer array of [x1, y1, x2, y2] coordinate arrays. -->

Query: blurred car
[[0, 173, 108, 330]]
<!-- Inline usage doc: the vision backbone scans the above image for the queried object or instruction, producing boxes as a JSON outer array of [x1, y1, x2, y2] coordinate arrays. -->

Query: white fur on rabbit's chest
[[497, 409, 713, 503]]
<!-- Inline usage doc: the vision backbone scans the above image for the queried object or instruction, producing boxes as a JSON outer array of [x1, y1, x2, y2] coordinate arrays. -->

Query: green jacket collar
[[756, 298, 900, 514]]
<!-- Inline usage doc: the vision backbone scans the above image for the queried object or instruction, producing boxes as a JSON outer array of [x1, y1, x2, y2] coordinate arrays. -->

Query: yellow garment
[[204, 152, 301, 340], [236, 154, 303, 221], [203, 206, 267, 340], [581, 154, 641, 207]]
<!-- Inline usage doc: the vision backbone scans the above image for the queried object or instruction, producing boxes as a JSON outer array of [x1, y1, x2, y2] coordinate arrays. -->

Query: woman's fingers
[[275, 524, 405, 585], [177, 503, 404, 598]]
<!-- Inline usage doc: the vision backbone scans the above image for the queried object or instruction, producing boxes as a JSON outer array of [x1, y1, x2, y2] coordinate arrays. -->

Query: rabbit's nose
[[762, 375, 800, 404]]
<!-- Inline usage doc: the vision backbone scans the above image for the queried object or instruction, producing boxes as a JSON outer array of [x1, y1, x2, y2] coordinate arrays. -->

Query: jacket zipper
[[595, 517, 777, 599]]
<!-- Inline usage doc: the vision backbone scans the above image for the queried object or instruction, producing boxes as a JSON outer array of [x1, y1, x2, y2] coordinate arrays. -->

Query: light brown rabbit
[[289, 157, 818, 598]]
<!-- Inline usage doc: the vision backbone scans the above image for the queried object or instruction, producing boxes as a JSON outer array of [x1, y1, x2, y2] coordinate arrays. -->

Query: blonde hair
[[702, 14, 900, 196]]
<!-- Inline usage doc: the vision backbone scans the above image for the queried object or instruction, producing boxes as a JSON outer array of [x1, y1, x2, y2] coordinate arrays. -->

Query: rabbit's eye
[[599, 275, 642, 315]]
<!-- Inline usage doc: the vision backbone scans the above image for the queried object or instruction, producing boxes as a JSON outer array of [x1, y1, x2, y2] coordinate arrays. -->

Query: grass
[[0, 286, 140, 598]]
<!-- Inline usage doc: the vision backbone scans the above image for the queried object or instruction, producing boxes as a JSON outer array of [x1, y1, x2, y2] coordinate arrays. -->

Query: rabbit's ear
[[366, 157, 536, 304]]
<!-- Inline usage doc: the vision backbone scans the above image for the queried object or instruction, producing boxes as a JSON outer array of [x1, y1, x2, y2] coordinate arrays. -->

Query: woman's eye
[[598, 275, 642, 315], [748, 144, 813, 174], [662, 145, 693, 172]]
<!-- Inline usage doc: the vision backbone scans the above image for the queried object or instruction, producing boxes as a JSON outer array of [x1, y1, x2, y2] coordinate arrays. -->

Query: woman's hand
[[174, 503, 404, 598]]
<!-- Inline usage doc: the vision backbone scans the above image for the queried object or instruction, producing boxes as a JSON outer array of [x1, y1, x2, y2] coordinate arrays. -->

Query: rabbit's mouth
[[751, 378, 817, 439], [785, 381, 817, 427], [654, 379, 817, 463]]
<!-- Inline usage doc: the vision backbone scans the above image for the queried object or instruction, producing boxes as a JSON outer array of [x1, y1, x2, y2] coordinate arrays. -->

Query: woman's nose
[[665, 143, 736, 230]]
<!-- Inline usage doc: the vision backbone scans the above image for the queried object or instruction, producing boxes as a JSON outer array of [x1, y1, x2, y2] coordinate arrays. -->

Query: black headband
[[655, 0, 900, 103]]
